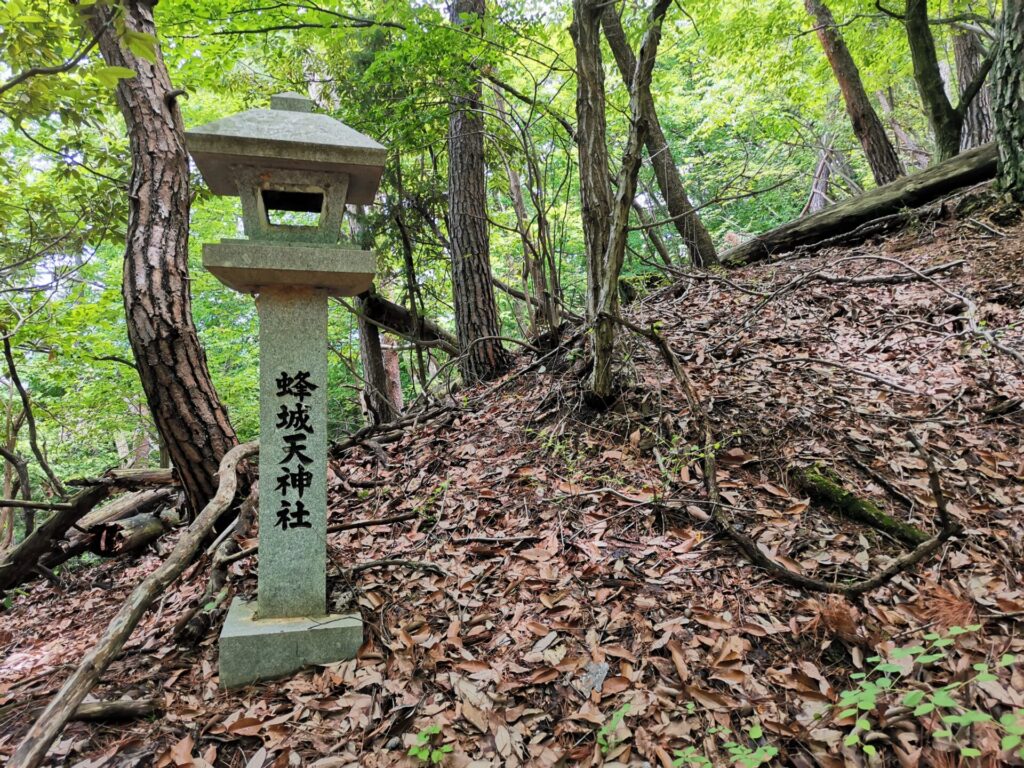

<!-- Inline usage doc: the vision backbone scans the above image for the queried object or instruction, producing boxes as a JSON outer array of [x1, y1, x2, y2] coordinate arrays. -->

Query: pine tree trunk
[[994, 0, 1024, 200], [600, 5, 718, 267], [954, 28, 995, 150], [904, 0, 963, 161], [447, 0, 510, 382], [571, 0, 614, 325], [805, 0, 905, 185], [85, 1, 240, 514]]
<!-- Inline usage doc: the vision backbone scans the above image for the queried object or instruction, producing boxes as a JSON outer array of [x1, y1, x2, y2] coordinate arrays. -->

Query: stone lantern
[[186, 92, 386, 688]]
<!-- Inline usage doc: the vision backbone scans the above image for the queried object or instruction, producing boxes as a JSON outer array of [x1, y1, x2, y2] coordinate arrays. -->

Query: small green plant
[[672, 721, 777, 767], [597, 702, 631, 755], [407, 724, 453, 765], [834, 624, 1023, 761]]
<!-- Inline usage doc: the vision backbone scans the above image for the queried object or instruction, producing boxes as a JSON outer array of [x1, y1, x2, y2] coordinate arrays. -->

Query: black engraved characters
[[274, 370, 317, 530]]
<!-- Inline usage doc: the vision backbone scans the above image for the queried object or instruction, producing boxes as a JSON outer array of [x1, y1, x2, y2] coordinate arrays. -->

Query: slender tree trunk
[[382, 344, 403, 414], [571, 0, 614, 326], [994, 0, 1024, 200], [954, 28, 995, 149], [600, 4, 718, 266], [85, 1, 240, 514], [447, 0, 510, 382], [877, 89, 931, 169], [802, 140, 834, 215], [805, 0, 905, 184], [590, 0, 672, 401], [904, 0, 963, 161], [357, 293, 399, 425]]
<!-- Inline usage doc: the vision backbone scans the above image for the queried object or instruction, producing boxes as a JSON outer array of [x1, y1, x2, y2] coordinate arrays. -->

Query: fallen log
[[0, 486, 109, 593], [9, 441, 256, 768], [37, 488, 180, 572], [68, 468, 178, 490], [792, 466, 929, 547], [722, 143, 997, 267]]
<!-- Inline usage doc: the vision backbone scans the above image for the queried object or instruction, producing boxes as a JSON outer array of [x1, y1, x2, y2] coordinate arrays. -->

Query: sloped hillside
[[2, 196, 1023, 766]]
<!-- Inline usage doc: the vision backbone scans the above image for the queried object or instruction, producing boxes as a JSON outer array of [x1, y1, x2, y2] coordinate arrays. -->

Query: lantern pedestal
[[218, 600, 361, 689]]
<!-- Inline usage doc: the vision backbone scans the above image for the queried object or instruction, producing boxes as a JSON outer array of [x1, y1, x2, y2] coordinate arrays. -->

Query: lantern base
[[202, 239, 375, 297], [218, 598, 362, 689]]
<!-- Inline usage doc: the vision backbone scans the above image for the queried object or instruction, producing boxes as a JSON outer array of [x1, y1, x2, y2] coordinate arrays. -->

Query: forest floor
[[2, 191, 1023, 767]]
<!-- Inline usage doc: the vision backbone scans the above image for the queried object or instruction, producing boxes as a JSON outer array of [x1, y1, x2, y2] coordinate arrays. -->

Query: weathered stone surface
[[185, 92, 386, 203], [257, 287, 329, 619], [218, 599, 362, 689], [203, 240, 375, 296]]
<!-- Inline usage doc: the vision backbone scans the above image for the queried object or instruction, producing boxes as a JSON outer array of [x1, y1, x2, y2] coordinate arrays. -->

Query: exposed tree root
[[792, 466, 929, 546], [8, 440, 257, 768], [604, 312, 962, 597]]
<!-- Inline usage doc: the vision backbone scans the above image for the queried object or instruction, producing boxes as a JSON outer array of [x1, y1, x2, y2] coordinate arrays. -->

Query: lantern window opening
[[261, 188, 326, 228]]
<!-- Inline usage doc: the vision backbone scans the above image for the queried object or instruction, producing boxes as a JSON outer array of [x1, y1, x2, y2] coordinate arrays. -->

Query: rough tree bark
[[590, 0, 672, 401], [994, 0, 1024, 200], [805, 0, 904, 185], [571, 0, 614, 327], [600, 4, 718, 266], [85, 1, 239, 514], [901, 0, 994, 161], [447, 0, 511, 382], [954, 28, 994, 149]]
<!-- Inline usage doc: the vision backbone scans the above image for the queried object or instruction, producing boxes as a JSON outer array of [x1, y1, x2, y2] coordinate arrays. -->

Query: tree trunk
[[357, 294, 400, 425], [805, 0, 905, 184], [590, 0, 672, 401], [571, 0, 614, 326], [994, 0, 1024, 200], [904, 0, 963, 161], [85, 1, 240, 515], [954, 28, 994, 150], [802, 142, 834, 215], [600, 5, 718, 266], [447, 0, 510, 382], [877, 89, 931, 169]]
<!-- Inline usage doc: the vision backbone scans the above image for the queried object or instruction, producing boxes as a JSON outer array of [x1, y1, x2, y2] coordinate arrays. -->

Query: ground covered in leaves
[[2, 196, 1024, 767]]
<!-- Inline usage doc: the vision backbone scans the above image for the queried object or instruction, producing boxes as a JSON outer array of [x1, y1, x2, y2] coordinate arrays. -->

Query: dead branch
[[603, 312, 961, 597], [8, 440, 256, 768], [2, 338, 66, 498], [344, 558, 448, 578], [172, 483, 259, 643], [71, 698, 162, 721]]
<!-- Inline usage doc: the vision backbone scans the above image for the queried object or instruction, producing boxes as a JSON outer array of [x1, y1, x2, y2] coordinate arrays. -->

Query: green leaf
[[843, 733, 860, 746], [903, 690, 925, 707], [1001, 735, 1021, 751], [932, 690, 959, 708], [999, 654, 1017, 667], [913, 703, 935, 716], [959, 747, 981, 758], [916, 653, 945, 664], [94, 65, 136, 87], [863, 744, 876, 756], [933, 729, 953, 739], [747, 724, 763, 739]]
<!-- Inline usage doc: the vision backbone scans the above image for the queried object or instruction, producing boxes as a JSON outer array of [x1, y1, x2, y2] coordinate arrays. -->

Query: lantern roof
[[186, 92, 387, 205]]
